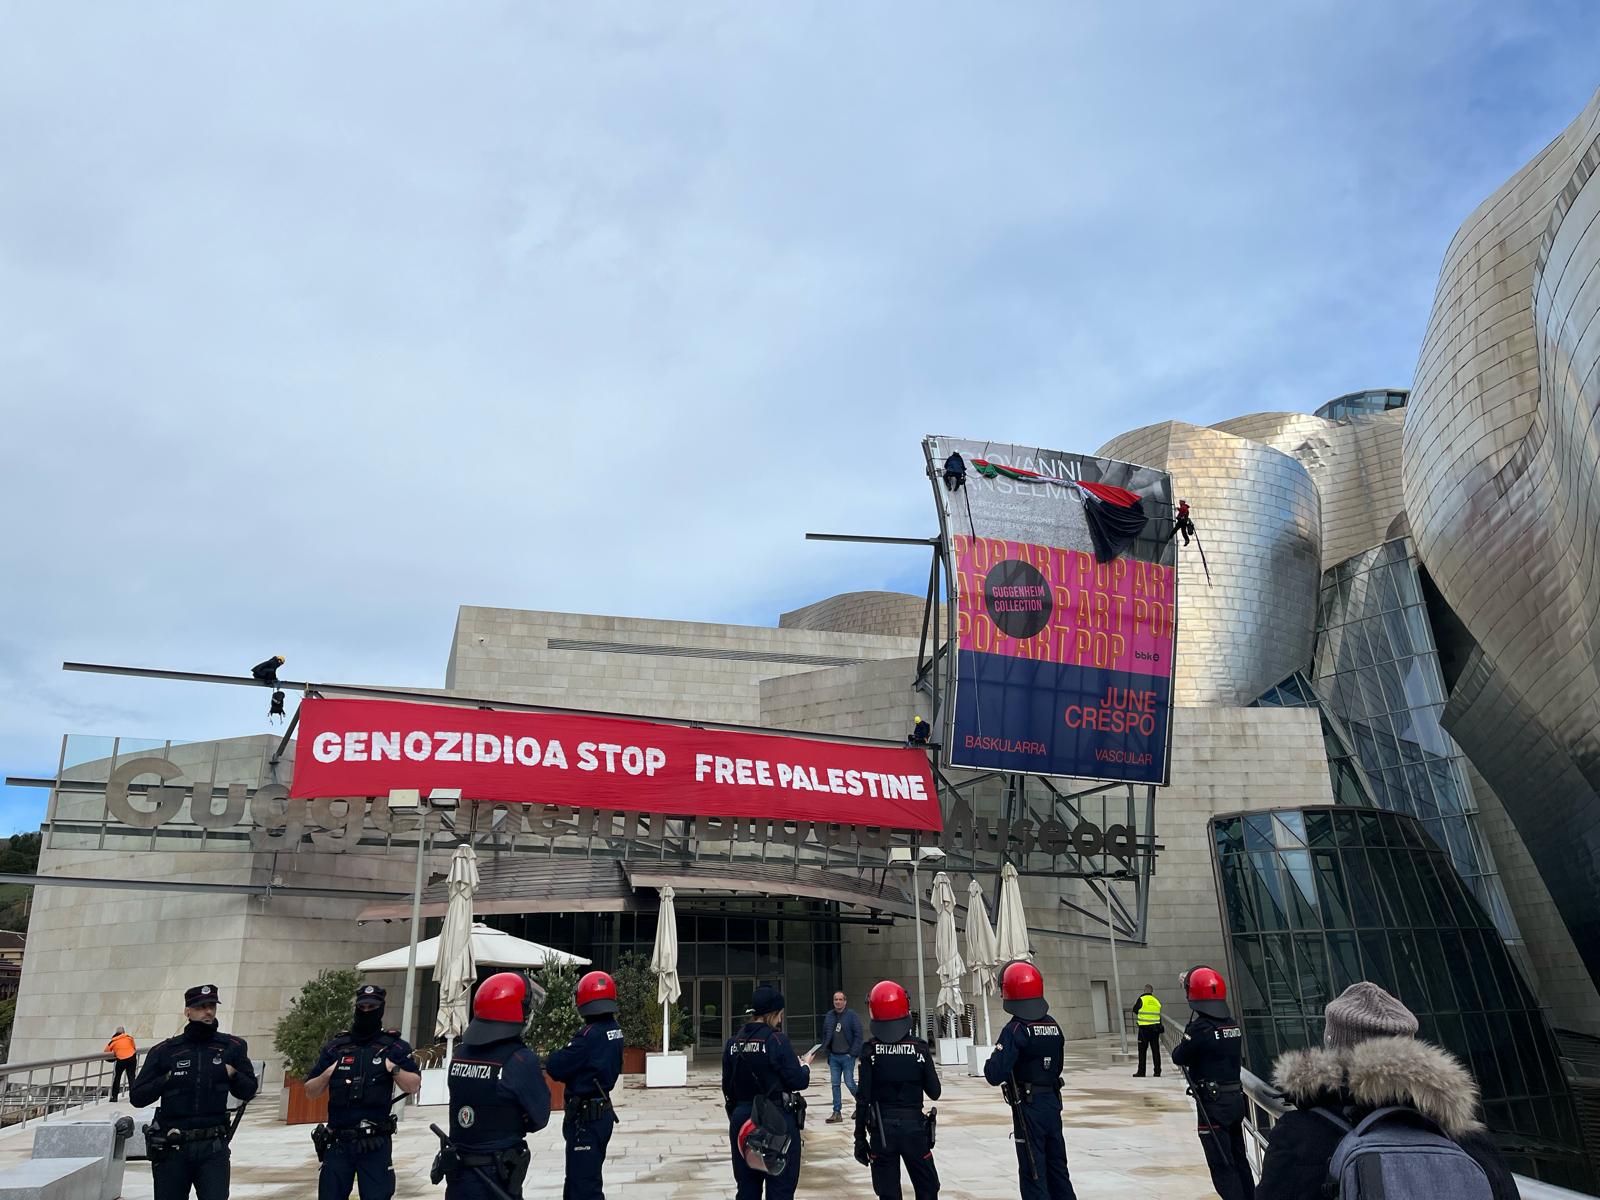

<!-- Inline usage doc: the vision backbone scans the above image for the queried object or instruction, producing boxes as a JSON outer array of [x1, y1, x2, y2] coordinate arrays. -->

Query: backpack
[[1315, 1106, 1493, 1199]]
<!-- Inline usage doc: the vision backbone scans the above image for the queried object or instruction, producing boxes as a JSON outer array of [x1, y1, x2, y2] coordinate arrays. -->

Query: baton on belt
[[430, 1124, 517, 1200], [1176, 1062, 1238, 1175]]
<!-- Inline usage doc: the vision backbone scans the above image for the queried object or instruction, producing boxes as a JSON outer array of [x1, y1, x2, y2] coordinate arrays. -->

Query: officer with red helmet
[[853, 980, 942, 1200], [722, 985, 813, 1199], [438, 971, 551, 1199], [982, 961, 1077, 1200], [1170, 966, 1254, 1200], [545, 971, 625, 1200]]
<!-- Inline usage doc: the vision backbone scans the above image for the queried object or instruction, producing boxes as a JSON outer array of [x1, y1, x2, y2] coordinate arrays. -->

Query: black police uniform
[[445, 1034, 551, 1199], [545, 1016, 624, 1200], [854, 1034, 941, 1200], [983, 1014, 1076, 1200], [1170, 1010, 1255, 1200], [130, 988, 258, 1200], [722, 1021, 810, 1200], [308, 1023, 419, 1199]]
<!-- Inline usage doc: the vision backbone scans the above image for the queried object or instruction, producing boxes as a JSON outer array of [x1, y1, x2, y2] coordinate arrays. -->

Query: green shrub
[[274, 968, 361, 1080], [525, 962, 581, 1056]]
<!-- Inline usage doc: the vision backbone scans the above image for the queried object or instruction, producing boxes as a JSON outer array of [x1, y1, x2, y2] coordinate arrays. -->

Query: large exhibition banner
[[290, 698, 943, 830], [924, 437, 1178, 785]]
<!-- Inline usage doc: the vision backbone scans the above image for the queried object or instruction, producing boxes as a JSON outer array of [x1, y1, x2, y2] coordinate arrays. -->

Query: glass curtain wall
[[1313, 388, 1409, 422], [1211, 806, 1587, 1187], [1315, 538, 1519, 943]]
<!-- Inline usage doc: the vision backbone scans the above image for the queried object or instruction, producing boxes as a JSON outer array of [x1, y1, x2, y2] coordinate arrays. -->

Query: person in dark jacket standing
[[303, 983, 422, 1200], [545, 971, 625, 1200], [722, 985, 814, 1200], [1169, 966, 1253, 1200], [821, 990, 864, 1124], [982, 961, 1076, 1200], [1256, 982, 1518, 1200], [440, 972, 551, 1200], [130, 983, 259, 1200], [854, 979, 941, 1200]]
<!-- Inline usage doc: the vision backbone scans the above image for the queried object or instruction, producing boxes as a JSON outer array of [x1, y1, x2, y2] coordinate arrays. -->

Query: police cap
[[184, 983, 221, 1007], [354, 983, 386, 1009]]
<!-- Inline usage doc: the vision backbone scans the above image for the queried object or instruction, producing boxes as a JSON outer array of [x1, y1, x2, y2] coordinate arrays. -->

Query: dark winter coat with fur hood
[[1256, 1036, 1518, 1200]]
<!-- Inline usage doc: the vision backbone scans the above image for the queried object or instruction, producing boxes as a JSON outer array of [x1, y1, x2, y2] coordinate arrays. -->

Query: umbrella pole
[[400, 821, 428, 1047], [662, 1000, 669, 1056]]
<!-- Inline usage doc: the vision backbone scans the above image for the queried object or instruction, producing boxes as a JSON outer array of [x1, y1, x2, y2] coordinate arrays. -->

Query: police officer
[[1131, 984, 1162, 1077], [853, 980, 941, 1200], [1170, 966, 1254, 1200], [129, 983, 259, 1200], [545, 971, 624, 1200], [722, 984, 813, 1200], [438, 971, 551, 1199], [303, 983, 422, 1199], [983, 962, 1076, 1200]]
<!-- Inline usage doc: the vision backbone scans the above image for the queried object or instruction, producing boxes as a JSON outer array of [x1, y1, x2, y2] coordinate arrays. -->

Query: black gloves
[[854, 1139, 872, 1167]]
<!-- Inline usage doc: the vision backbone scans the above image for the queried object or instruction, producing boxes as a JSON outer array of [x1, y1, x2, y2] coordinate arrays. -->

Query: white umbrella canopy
[[432, 845, 479, 1041], [650, 886, 681, 1054], [964, 877, 1000, 1043], [358, 925, 592, 972], [994, 862, 1032, 966], [931, 872, 966, 1029]]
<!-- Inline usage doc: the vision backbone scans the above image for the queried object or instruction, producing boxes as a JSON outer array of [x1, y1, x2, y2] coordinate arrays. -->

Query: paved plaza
[[0, 1036, 1233, 1198]]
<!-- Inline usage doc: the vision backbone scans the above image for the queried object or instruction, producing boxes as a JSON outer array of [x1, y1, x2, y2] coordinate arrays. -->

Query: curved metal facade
[[1404, 86, 1600, 992], [1097, 422, 1321, 706], [1211, 806, 1587, 1187]]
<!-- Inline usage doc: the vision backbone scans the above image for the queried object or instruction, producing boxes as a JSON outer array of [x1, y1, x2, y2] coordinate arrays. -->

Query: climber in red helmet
[[983, 961, 1078, 1199], [1171, 966, 1254, 1200], [434, 971, 550, 1199], [852, 980, 941, 1199]]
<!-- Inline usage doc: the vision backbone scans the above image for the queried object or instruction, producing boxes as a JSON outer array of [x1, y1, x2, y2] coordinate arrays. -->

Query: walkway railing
[[0, 1052, 116, 1131]]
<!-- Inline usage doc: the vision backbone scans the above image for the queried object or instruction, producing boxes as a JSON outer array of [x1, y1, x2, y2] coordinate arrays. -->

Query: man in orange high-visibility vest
[[105, 1027, 138, 1101]]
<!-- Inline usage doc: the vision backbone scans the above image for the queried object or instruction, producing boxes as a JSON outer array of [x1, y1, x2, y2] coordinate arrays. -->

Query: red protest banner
[[289, 698, 942, 831]]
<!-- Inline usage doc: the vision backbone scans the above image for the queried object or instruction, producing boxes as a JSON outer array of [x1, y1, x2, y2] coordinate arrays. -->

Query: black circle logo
[[984, 560, 1052, 638]]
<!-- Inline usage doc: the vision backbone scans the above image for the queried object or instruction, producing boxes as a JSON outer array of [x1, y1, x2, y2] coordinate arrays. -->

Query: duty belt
[[156, 1123, 229, 1145], [566, 1095, 615, 1122], [330, 1115, 399, 1139]]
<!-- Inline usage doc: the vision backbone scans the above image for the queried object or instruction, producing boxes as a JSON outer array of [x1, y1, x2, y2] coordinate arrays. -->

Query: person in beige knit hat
[[1254, 982, 1517, 1200]]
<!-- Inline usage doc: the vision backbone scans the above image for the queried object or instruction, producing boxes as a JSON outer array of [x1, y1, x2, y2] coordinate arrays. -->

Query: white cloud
[[1, 2, 1597, 831]]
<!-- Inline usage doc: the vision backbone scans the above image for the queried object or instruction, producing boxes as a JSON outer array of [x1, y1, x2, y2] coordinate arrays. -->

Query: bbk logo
[[457, 1106, 476, 1129]]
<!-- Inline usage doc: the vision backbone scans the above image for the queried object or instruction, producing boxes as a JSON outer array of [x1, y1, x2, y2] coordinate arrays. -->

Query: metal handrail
[[0, 1051, 117, 1131]]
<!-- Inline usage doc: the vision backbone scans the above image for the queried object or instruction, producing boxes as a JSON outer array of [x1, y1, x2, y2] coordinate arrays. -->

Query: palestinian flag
[[1072, 480, 1148, 563], [971, 460, 1149, 562]]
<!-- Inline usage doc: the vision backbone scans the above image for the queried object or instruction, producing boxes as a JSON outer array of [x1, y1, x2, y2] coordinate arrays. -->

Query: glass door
[[697, 979, 725, 1053]]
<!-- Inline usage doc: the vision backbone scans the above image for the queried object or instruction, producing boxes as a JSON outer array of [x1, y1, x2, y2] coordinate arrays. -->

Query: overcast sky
[[3, 3, 1598, 834]]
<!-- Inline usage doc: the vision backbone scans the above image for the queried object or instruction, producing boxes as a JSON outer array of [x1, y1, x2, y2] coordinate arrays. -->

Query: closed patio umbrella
[[994, 862, 1032, 967], [964, 877, 1000, 1044], [433, 845, 479, 1056], [931, 873, 965, 1036], [650, 886, 681, 1055]]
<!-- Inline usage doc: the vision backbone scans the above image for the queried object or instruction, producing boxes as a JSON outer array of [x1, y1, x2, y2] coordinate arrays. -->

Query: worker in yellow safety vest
[[1131, 985, 1163, 1077]]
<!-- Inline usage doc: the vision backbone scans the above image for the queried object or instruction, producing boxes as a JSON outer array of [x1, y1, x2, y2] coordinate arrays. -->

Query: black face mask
[[184, 1018, 215, 1043], [352, 1008, 384, 1040]]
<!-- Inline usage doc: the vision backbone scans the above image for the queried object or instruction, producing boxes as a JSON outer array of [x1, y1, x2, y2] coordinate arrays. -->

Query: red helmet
[[1181, 966, 1230, 1017], [473, 972, 532, 1023], [1001, 961, 1047, 1019], [737, 1116, 790, 1175], [576, 971, 619, 1017], [868, 981, 910, 1022]]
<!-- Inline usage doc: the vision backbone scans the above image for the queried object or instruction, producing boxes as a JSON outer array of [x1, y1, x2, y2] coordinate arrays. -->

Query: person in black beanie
[[1256, 981, 1517, 1200]]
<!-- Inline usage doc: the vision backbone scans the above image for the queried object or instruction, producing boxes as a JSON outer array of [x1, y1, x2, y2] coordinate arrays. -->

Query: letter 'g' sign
[[290, 699, 941, 831]]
